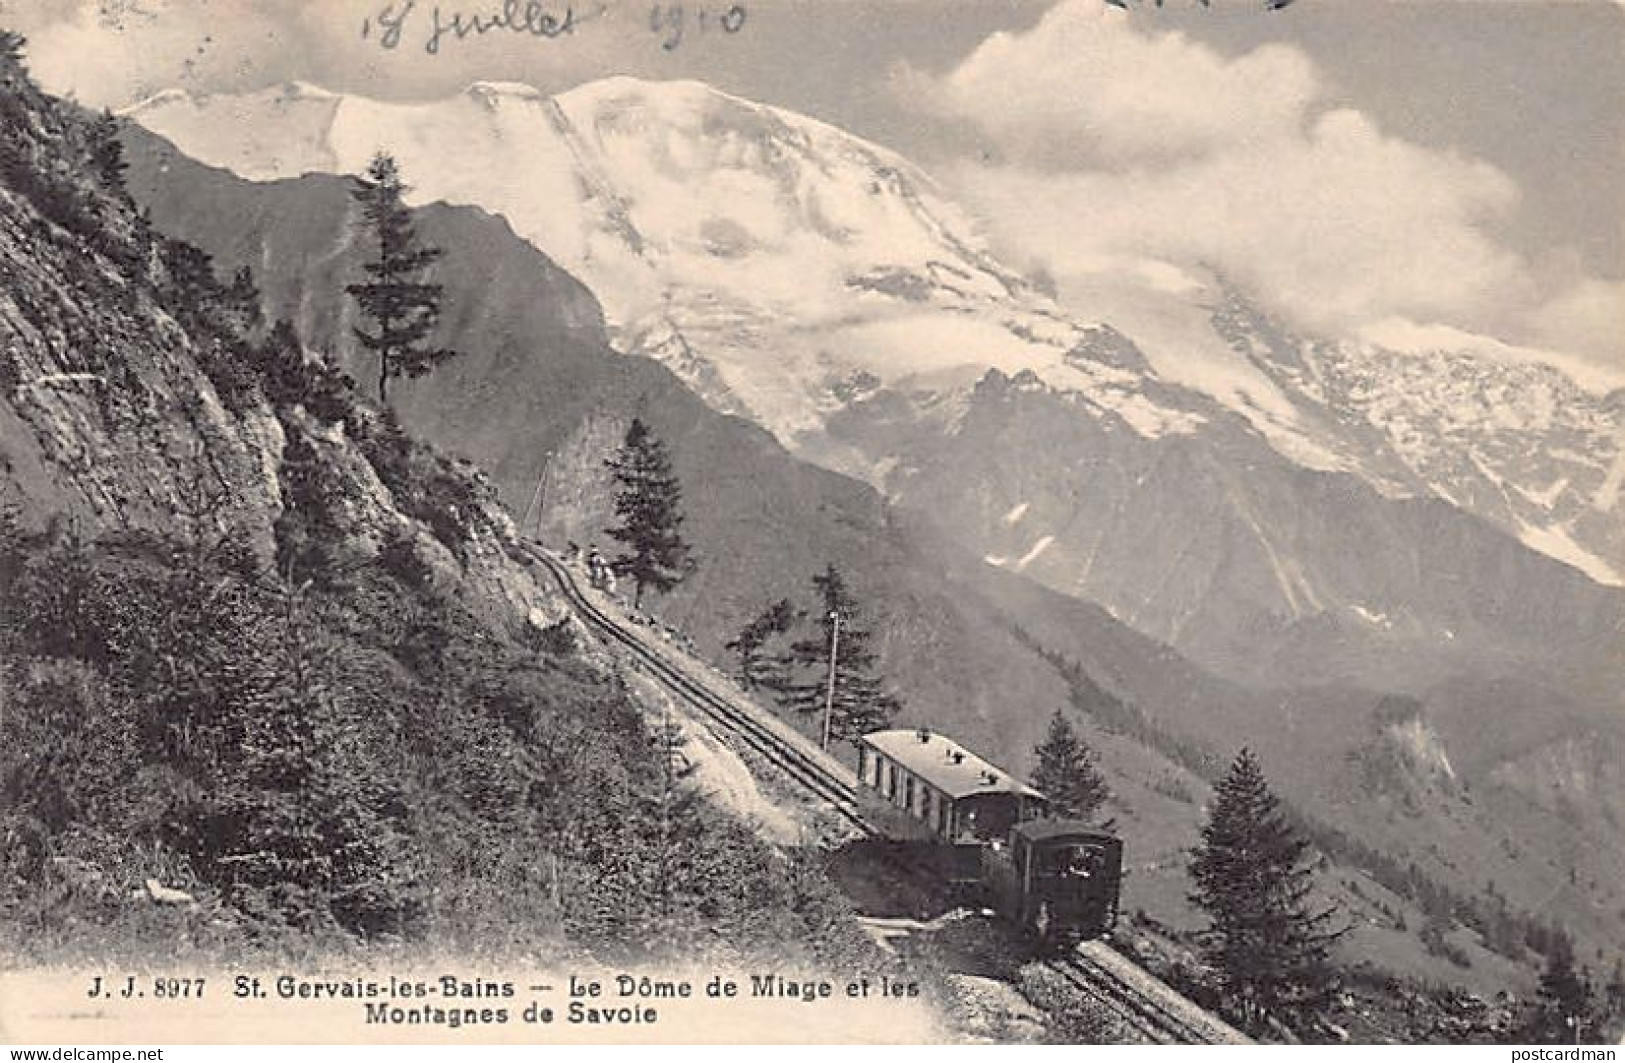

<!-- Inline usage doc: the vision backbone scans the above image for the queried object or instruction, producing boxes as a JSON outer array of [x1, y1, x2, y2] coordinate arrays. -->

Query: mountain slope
[[0, 54, 897, 965], [121, 123, 1625, 960], [123, 80, 1625, 722], [121, 123, 1155, 772]]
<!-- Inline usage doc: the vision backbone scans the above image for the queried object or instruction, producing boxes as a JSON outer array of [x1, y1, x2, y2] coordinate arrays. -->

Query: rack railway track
[[523, 543, 876, 835], [521, 541, 1248, 1045]]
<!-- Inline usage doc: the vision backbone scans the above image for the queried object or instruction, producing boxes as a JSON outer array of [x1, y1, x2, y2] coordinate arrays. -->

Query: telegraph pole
[[820, 609, 842, 750], [519, 450, 553, 541]]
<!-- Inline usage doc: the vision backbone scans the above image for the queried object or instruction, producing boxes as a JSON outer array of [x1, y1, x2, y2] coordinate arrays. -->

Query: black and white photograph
[[0, 0, 1621, 1048]]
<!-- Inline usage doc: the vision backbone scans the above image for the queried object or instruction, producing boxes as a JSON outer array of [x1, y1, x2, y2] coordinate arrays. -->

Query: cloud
[[1525, 278, 1625, 366], [906, 0, 1621, 363], [950, 106, 1525, 331], [15, 1, 332, 108], [933, 1, 1316, 167]]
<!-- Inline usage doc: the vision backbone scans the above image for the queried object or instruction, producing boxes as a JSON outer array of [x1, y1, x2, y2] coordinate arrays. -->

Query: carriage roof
[[1011, 818, 1120, 844], [860, 729, 1043, 801]]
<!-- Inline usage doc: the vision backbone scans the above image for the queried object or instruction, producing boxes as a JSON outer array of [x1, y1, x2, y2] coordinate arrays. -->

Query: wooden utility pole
[[519, 451, 552, 541], [821, 609, 842, 750]]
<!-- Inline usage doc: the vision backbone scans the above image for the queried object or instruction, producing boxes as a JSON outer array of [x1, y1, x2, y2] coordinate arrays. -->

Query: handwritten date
[[650, 4, 747, 52], [363, 1, 749, 56]]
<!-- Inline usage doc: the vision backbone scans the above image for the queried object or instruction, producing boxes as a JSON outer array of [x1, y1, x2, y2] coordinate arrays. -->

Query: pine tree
[[777, 565, 901, 745], [725, 598, 798, 691], [1526, 935, 1594, 1044], [1188, 748, 1341, 1033], [1604, 959, 1625, 1038], [87, 110, 128, 196], [0, 31, 25, 71], [345, 153, 457, 404], [1032, 709, 1111, 822], [604, 418, 693, 608]]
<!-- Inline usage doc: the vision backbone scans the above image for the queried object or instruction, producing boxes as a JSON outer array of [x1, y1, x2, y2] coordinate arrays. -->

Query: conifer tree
[[1525, 935, 1594, 1044], [346, 153, 457, 404], [725, 598, 798, 691], [777, 565, 900, 744], [1604, 959, 1625, 1038], [1188, 748, 1341, 1032], [0, 30, 25, 70], [1032, 709, 1111, 822], [88, 110, 128, 196], [604, 418, 693, 608]]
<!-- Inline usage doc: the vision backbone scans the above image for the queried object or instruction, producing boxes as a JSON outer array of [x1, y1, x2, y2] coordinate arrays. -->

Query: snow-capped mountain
[[126, 78, 1111, 454], [1223, 307, 1625, 587], [125, 76, 1624, 588], [124, 77, 1624, 711]]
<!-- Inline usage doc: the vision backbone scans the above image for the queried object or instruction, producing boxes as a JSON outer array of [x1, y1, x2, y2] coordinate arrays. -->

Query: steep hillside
[[860, 367, 1620, 751], [0, 46, 877, 967]]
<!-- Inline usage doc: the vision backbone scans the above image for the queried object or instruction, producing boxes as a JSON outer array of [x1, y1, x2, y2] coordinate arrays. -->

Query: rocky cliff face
[[0, 66, 564, 644], [0, 124, 281, 550], [852, 368, 1620, 717]]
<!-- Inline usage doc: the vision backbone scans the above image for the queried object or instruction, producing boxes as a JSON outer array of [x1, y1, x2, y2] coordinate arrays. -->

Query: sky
[[5, 0, 1622, 366]]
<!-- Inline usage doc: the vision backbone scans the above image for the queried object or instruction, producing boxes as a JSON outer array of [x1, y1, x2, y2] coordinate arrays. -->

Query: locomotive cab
[[983, 819, 1122, 947]]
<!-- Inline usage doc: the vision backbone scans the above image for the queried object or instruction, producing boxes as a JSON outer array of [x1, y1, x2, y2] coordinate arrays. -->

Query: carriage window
[[1042, 844, 1105, 878]]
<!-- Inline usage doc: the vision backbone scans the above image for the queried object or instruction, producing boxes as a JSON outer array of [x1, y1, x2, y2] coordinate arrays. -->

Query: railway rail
[[1050, 953, 1178, 1044], [523, 543, 876, 835], [520, 541, 1249, 1045], [1062, 942, 1250, 1044]]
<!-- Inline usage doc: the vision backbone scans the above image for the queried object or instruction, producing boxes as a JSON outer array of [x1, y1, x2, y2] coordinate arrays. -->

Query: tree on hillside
[[1188, 748, 1341, 1033], [1524, 935, 1595, 1043], [605, 418, 693, 608], [777, 565, 901, 746], [725, 598, 798, 691], [346, 152, 457, 405], [1032, 709, 1111, 823], [87, 110, 128, 197], [1603, 959, 1625, 1039], [0, 30, 25, 70]]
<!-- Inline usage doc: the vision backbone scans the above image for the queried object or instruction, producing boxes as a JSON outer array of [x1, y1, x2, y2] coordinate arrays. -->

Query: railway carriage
[[857, 728, 1047, 847]]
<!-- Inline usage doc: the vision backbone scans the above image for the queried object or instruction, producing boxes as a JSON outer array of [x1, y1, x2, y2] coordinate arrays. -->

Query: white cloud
[[908, 0, 1621, 364], [1525, 278, 1625, 366], [935, 1, 1316, 167], [950, 106, 1524, 332], [15, 0, 336, 109]]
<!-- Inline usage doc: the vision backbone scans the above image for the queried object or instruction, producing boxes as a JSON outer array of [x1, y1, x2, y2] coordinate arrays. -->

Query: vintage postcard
[[0, 0, 1621, 1048]]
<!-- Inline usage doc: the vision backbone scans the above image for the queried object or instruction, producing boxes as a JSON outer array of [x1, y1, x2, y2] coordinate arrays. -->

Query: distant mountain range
[[120, 77, 1625, 962]]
